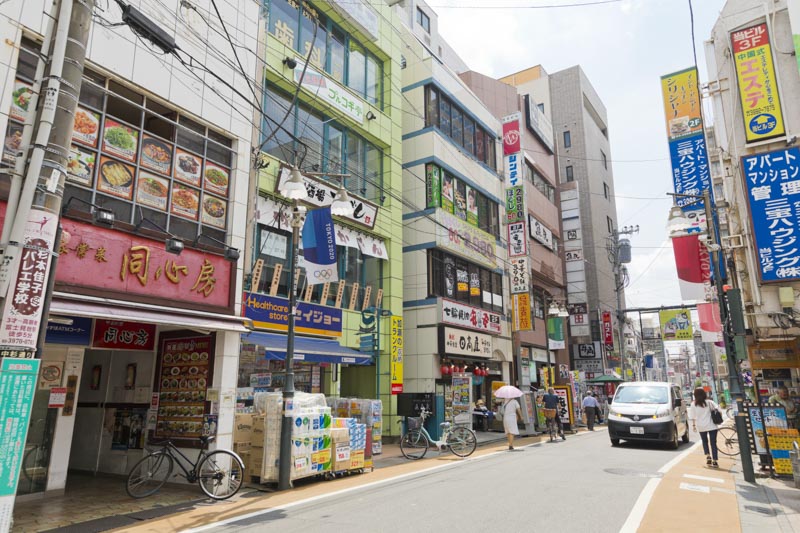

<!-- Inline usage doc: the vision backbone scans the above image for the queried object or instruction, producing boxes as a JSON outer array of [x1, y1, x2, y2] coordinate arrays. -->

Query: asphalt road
[[201, 430, 691, 533]]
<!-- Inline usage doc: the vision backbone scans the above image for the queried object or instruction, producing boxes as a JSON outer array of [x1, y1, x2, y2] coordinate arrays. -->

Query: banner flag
[[302, 207, 338, 286]]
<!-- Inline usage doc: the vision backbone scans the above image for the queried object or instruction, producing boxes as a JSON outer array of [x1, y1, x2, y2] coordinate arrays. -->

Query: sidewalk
[[633, 443, 800, 533]]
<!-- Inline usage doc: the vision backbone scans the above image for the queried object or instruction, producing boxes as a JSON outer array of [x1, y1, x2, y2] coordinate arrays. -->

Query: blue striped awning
[[241, 331, 372, 365]]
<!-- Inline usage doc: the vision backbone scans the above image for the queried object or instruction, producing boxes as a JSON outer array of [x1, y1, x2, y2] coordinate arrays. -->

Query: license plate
[[630, 426, 644, 435]]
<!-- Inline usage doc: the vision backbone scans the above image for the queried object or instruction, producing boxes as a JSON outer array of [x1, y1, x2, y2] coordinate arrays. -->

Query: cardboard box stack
[[233, 413, 253, 475], [331, 419, 352, 471], [326, 397, 383, 455]]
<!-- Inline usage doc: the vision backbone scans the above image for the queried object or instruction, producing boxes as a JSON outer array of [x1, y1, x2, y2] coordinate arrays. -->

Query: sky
[[433, 0, 728, 311]]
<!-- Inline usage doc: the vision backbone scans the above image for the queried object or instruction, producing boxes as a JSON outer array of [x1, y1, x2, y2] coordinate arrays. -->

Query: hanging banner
[[667, 133, 711, 209], [426, 163, 441, 208], [698, 302, 723, 343], [547, 317, 566, 350], [301, 207, 338, 286], [390, 316, 403, 394], [435, 209, 497, 270], [602, 311, 614, 348], [661, 67, 704, 142], [659, 309, 693, 340], [505, 185, 525, 224], [731, 23, 785, 143], [509, 257, 529, 294], [502, 113, 522, 156], [507, 222, 527, 257], [671, 234, 711, 301], [742, 147, 800, 282], [512, 293, 532, 332]]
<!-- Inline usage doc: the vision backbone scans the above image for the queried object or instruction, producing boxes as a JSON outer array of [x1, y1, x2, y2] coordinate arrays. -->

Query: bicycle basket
[[406, 417, 422, 431], [542, 408, 557, 420]]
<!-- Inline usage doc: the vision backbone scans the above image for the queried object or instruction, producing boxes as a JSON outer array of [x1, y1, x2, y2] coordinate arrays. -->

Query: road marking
[[618, 441, 701, 533], [680, 482, 711, 493], [683, 473, 724, 484]]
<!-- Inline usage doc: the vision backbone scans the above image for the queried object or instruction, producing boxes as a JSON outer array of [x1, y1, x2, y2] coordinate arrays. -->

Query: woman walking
[[502, 397, 522, 450], [689, 387, 721, 467]]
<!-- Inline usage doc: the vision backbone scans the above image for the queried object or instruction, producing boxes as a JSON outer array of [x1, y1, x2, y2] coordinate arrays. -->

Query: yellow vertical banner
[[660, 67, 703, 141], [390, 316, 403, 394], [512, 293, 532, 332], [731, 23, 785, 143]]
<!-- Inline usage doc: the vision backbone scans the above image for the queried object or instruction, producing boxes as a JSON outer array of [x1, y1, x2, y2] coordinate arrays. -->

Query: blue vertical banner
[[302, 207, 338, 285], [742, 147, 800, 282], [668, 132, 712, 208]]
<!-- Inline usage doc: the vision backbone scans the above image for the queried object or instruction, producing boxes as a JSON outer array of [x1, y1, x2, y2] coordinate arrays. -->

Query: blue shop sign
[[668, 132, 711, 208], [45, 316, 93, 345], [742, 147, 800, 282], [242, 291, 342, 337]]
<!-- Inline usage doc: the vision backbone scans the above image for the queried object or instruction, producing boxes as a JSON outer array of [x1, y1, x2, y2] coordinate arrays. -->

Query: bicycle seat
[[440, 421, 452, 430], [199, 435, 215, 446]]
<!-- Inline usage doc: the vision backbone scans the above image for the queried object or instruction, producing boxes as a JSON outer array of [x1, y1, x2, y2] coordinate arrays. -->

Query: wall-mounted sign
[[504, 153, 521, 186], [426, 163, 441, 208], [509, 257, 529, 294], [275, 166, 377, 229], [731, 23, 785, 143], [45, 316, 93, 345], [502, 113, 522, 156], [435, 209, 497, 270], [602, 311, 613, 348], [439, 326, 492, 358], [390, 316, 403, 394], [524, 94, 555, 153], [564, 248, 583, 262], [507, 222, 527, 257], [505, 185, 525, 224], [742, 147, 800, 282], [293, 61, 365, 124], [511, 293, 532, 332], [56, 218, 232, 310], [441, 298, 502, 335], [243, 291, 342, 337], [528, 214, 553, 250], [92, 320, 157, 350]]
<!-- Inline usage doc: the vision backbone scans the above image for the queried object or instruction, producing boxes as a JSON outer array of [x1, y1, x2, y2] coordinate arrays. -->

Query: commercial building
[[397, 10, 513, 423], [1, 0, 255, 499], [244, 0, 404, 418], [502, 65, 624, 378], [704, 0, 800, 398]]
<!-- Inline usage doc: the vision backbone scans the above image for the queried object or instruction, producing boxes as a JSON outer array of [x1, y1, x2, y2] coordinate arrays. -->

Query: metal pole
[[278, 205, 300, 491], [615, 267, 626, 380], [375, 307, 380, 400]]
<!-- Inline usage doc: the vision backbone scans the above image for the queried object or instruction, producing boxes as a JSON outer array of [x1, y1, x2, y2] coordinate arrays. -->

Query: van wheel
[[669, 426, 680, 450], [610, 438, 620, 447]]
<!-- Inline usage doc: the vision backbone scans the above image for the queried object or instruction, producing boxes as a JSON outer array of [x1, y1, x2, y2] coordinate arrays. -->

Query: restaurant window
[[425, 85, 439, 128], [451, 107, 463, 147], [563, 130, 571, 148], [417, 8, 430, 33], [429, 250, 502, 313], [565, 165, 574, 182], [301, 7, 326, 70]]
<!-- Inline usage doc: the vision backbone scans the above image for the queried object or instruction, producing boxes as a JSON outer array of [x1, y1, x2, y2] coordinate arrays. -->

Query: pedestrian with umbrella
[[495, 385, 524, 450]]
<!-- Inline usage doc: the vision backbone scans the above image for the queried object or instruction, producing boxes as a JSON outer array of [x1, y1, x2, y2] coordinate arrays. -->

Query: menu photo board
[[200, 192, 227, 229], [102, 118, 139, 162], [136, 171, 170, 212], [155, 334, 213, 441], [97, 155, 134, 200], [72, 106, 101, 148], [203, 161, 230, 197], [3, 121, 23, 165], [171, 183, 200, 221], [66, 145, 96, 188], [174, 148, 203, 187], [140, 134, 173, 176], [9, 79, 33, 122]]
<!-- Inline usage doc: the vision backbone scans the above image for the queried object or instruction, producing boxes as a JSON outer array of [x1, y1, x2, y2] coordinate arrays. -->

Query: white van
[[607, 381, 689, 449]]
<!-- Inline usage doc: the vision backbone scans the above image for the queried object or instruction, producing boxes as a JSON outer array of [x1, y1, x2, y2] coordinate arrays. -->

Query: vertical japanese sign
[[302, 207, 338, 285], [0, 209, 59, 357], [509, 257, 529, 294], [426, 163, 441, 208], [791, 3, 800, 77], [741, 147, 800, 281], [502, 113, 521, 156], [602, 311, 614, 348], [660, 68, 711, 207], [0, 357, 40, 531], [505, 185, 525, 223], [512, 293, 532, 332], [659, 309, 694, 340], [731, 23, 785, 143], [507, 222, 527, 257], [390, 316, 403, 394], [547, 317, 565, 350]]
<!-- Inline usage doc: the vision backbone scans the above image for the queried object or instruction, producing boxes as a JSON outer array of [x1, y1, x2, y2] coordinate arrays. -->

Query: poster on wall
[[747, 405, 787, 455], [390, 316, 404, 394], [426, 163, 441, 208], [454, 180, 467, 221], [508, 222, 527, 257], [102, 118, 139, 163], [155, 335, 212, 440], [441, 172, 454, 213], [451, 373, 472, 426], [111, 408, 147, 450], [9, 79, 33, 122], [466, 185, 479, 226], [140, 135, 173, 176]]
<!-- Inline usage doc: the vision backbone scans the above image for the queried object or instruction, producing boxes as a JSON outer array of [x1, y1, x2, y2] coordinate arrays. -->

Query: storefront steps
[[12, 428, 593, 532]]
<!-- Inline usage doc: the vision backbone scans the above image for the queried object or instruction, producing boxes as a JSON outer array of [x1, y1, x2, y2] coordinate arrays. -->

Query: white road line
[[680, 482, 711, 493], [618, 441, 701, 533], [683, 473, 725, 484]]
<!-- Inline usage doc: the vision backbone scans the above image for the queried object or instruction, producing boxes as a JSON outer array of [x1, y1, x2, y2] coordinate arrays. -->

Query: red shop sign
[[602, 311, 613, 347], [502, 117, 521, 156], [55, 218, 231, 309], [92, 320, 157, 350]]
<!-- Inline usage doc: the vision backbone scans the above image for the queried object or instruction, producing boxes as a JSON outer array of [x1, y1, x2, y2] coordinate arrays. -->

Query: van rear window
[[615, 386, 668, 404]]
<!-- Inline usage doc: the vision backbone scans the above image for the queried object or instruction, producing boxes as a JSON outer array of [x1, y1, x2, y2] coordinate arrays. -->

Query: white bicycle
[[398, 407, 478, 460]]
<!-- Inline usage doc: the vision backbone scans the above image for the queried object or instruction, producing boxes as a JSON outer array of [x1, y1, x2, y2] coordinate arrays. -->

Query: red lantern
[[478, 368, 485, 376]]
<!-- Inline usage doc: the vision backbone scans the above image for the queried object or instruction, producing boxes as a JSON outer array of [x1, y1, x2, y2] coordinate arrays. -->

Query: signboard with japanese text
[[741, 147, 800, 282], [243, 291, 342, 337], [441, 298, 502, 335], [731, 23, 785, 143], [293, 60, 364, 124], [439, 326, 492, 358], [573, 343, 603, 373], [505, 185, 525, 224], [426, 163, 441, 208], [435, 209, 497, 270], [525, 94, 555, 153], [509, 257, 530, 294], [0, 208, 59, 357], [275, 166, 378, 229], [507, 222, 527, 257], [502, 113, 522, 156], [565, 248, 583, 262], [390, 316, 403, 394], [667, 133, 711, 208], [602, 311, 614, 348], [660, 67, 704, 142], [92, 320, 157, 350], [55, 218, 232, 310], [504, 153, 521, 186], [528, 214, 554, 249], [0, 357, 40, 531], [511, 293, 532, 332], [659, 309, 693, 340], [45, 316, 93, 345]]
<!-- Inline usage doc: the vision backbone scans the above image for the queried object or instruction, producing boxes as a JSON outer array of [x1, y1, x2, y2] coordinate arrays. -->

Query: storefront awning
[[50, 295, 251, 333], [241, 331, 372, 365]]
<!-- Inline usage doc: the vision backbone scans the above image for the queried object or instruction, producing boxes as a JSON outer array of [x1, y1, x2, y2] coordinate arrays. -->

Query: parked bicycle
[[717, 426, 740, 456], [398, 407, 477, 460], [126, 435, 244, 500]]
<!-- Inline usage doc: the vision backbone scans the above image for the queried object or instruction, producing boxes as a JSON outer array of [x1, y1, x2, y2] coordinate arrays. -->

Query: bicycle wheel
[[717, 427, 740, 457], [127, 452, 174, 498], [447, 427, 477, 457], [197, 450, 245, 500], [400, 430, 429, 460]]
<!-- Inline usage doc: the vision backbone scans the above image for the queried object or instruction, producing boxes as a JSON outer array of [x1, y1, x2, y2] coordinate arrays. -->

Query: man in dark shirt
[[541, 387, 565, 439]]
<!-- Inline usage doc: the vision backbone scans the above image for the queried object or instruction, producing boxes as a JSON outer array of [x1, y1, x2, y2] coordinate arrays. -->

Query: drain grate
[[604, 467, 664, 479]]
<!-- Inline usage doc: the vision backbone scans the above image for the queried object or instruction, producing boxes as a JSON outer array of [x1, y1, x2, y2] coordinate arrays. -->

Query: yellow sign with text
[[390, 316, 403, 394], [512, 293, 532, 332], [660, 67, 703, 141]]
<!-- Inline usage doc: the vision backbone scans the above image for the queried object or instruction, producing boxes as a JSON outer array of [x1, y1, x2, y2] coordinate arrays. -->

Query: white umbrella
[[494, 385, 524, 399]]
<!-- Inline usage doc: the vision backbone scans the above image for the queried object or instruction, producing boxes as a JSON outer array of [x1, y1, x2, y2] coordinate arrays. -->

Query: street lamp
[[276, 165, 353, 491], [667, 189, 753, 480]]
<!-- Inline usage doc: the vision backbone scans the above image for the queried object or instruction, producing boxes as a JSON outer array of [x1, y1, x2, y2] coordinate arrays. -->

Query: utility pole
[[608, 225, 638, 380], [0, 1, 93, 529]]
